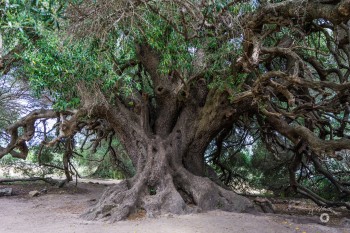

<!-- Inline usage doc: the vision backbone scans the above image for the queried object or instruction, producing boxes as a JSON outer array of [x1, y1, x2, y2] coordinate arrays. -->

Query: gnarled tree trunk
[[70, 36, 260, 221], [2, 0, 350, 222], [78, 66, 257, 221], [83, 134, 255, 222], [0, 41, 257, 222]]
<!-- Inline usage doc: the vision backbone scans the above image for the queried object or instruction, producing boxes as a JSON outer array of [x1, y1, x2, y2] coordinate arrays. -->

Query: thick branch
[[0, 109, 59, 159]]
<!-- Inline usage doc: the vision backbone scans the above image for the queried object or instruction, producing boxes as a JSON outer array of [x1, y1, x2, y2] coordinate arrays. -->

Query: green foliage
[[208, 147, 262, 192], [250, 142, 291, 194], [0, 76, 20, 131], [207, 139, 291, 195], [138, 15, 194, 74], [299, 155, 350, 201], [20, 34, 81, 109], [0, 0, 65, 29], [15, 29, 146, 110], [75, 139, 135, 179], [2, 1, 349, 207], [2, 0, 255, 112], [0, 0, 66, 53], [0, 152, 63, 178], [90, 157, 126, 180], [0, 153, 17, 166], [208, 137, 350, 201]]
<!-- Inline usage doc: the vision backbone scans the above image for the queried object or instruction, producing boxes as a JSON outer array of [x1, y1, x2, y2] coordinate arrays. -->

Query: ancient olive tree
[[1, 0, 350, 221]]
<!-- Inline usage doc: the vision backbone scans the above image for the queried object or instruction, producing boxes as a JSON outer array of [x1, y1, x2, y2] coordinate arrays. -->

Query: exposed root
[[141, 174, 187, 217], [175, 167, 257, 213], [83, 166, 257, 222], [82, 180, 141, 221]]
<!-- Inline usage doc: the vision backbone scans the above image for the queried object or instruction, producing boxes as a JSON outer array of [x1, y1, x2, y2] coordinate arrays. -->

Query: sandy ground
[[0, 181, 349, 233]]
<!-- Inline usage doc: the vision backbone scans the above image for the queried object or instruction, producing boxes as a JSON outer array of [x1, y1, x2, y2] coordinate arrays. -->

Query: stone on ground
[[29, 190, 40, 197], [0, 188, 12, 196]]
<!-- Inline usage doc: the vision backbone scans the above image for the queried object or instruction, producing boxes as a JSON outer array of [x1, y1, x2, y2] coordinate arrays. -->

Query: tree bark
[[83, 133, 256, 222], [75, 61, 258, 221]]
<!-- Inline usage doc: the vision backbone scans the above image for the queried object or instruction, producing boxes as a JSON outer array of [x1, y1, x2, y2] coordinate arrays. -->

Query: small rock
[[340, 217, 350, 227], [254, 197, 268, 203], [29, 190, 40, 197], [58, 180, 67, 188], [293, 200, 301, 206], [0, 188, 12, 196], [40, 188, 48, 194], [254, 197, 276, 213]]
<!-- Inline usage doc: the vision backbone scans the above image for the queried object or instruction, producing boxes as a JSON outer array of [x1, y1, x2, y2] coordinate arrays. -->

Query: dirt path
[[0, 182, 349, 233]]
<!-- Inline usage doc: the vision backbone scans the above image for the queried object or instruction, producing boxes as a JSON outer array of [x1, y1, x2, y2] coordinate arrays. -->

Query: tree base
[[82, 168, 257, 222]]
